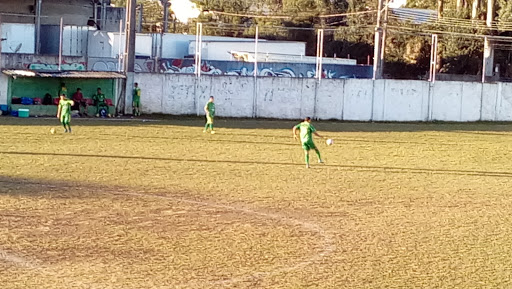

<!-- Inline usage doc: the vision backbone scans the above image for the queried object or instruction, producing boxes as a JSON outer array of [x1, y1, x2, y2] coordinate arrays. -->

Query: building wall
[[161, 34, 267, 59], [0, 0, 93, 26], [133, 74, 512, 122], [1, 23, 35, 54], [0, 0, 37, 24], [87, 31, 152, 58], [189, 41, 307, 61]]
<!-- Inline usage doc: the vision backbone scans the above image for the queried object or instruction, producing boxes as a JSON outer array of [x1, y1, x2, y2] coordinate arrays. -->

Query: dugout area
[[1, 70, 125, 116]]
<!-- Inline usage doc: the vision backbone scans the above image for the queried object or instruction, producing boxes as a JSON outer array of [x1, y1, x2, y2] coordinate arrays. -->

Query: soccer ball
[[50, 128, 55, 134], [326, 138, 334, 146]]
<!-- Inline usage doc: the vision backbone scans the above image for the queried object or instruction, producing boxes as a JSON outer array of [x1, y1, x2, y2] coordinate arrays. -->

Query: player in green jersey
[[133, 82, 141, 116], [293, 117, 325, 168], [203, 96, 215, 134], [57, 94, 74, 133], [59, 83, 68, 97], [93, 88, 108, 117]]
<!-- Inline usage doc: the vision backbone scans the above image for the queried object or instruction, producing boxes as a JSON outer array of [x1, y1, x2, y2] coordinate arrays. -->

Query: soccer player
[[93, 87, 107, 117], [133, 82, 141, 116], [59, 83, 68, 97], [293, 117, 325, 168], [57, 94, 74, 133], [203, 96, 215, 134]]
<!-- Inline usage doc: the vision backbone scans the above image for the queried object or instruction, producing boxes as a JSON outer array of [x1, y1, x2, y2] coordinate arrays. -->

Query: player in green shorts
[[133, 82, 141, 116], [293, 117, 325, 168], [203, 96, 215, 134], [57, 94, 74, 133], [93, 88, 107, 117]]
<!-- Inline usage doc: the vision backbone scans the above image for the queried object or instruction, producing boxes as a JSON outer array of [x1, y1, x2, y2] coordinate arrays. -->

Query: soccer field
[[2, 117, 512, 289]]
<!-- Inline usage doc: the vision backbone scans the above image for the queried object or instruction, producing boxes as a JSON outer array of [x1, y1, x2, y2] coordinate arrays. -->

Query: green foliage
[[110, 0, 512, 78]]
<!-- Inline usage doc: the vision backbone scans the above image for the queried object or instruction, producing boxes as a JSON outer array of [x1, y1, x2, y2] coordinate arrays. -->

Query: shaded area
[[3, 116, 512, 134], [2, 150, 512, 179]]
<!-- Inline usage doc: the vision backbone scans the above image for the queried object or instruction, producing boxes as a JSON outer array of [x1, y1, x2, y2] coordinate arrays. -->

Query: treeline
[[112, 0, 512, 79]]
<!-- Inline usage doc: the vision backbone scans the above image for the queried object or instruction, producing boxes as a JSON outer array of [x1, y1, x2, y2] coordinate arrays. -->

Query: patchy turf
[[2, 117, 512, 288]]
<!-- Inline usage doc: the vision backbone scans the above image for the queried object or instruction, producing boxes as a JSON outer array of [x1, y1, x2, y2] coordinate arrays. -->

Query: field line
[[2, 180, 336, 286], [120, 191, 336, 286], [0, 248, 39, 269]]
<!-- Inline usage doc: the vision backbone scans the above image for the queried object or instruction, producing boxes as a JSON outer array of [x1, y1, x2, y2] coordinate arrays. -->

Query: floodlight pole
[[315, 29, 324, 83], [373, 0, 384, 79], [123, 0, 136, 115], [35, 0, 42, 54], [163, 1, 170, 33], [380, 0, 389, 77], [58, 17, 63, 71], [125, 0, 136, 73], [254, 25, 259, 78], [482, 37, 490, 84], [429, 34, 438, 83], [253, 25, 259, 118], [118, 19, 123, 72], [0, 15, 3, 71], [195, 22, 203, 78]]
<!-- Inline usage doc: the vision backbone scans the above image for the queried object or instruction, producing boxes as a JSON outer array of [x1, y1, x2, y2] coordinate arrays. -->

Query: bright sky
[[170, 0, 201, 23], [388, 0, 407, 9]]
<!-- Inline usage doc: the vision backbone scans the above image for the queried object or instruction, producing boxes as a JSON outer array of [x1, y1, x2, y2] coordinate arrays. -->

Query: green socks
[[315, 149, 321, 160]]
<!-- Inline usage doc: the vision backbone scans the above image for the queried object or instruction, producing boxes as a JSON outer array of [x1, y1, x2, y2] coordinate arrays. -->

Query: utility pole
[[483, 0, 495, 82], [124, 0, 136, 115], [125, 0, 136, 74], [35, 0, 42, 54], [0, 15, 3, 71], [379, 0, 389, 79], [163, 1, 170, 33], [373, 0, 384, 79]]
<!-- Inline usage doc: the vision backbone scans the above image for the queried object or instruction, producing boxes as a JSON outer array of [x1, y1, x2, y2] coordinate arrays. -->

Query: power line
[[387, 25, 512, 43], [206, 10, 377, 19], [388, 8, 512, 31]]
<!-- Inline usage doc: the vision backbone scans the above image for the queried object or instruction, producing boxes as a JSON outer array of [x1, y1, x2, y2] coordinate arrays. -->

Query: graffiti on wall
[[85, 57, 372, 78], [27, 60, 86, 71], [1, 54, 87, 71], [158, 59, 371, 79], [88, 57, 155, 72]]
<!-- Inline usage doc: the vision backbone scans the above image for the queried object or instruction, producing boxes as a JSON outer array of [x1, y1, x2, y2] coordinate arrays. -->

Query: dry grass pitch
[[2, 117, 512, 289]]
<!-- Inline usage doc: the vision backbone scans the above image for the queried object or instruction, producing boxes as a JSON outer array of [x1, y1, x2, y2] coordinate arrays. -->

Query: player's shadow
[[95, 133, 299, 147], [3, 150, 512, 179], [0, 175, 109, 198]]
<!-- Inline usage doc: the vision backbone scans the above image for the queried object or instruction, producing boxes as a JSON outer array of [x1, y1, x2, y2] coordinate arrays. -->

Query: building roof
[[391, 8, 437, 24], [1, 70, 126, 79]]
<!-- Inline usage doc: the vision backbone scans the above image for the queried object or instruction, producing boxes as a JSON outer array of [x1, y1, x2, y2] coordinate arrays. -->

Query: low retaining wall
[[132, 73, 512, 122]]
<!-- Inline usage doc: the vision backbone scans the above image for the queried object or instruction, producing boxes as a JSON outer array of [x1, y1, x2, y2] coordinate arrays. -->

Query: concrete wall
[[132, 74, 512, 122]]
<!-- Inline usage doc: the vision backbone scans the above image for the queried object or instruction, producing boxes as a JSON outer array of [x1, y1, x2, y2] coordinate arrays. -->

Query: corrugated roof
[[2, 70, 126, 79], [391, 8, 437, 24]]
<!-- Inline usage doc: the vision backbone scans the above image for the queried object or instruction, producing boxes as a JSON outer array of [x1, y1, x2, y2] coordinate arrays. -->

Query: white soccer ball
[[50, 128, 55, 134], [326, 138, 334, 146]]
